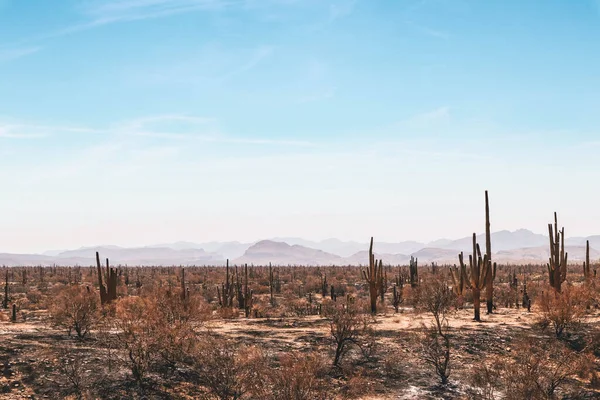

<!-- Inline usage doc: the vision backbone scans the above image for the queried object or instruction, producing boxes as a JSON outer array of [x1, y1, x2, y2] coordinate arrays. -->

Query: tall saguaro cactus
[[96, 252, 117, 305], [217, 259, 235, 307], [362, 237, 383, 314], [547, 212, 567, 292], [449, 263, 467, 297], [583, 240, 591, 281], [409, 256, 419, 288], [459, 233, 489, 321], [484, 190, 496, 314]]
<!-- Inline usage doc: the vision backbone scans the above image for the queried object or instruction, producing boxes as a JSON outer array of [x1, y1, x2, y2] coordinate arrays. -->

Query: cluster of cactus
[[449, 263, 466, 297], [547, 212, 567, 292], [409, 256, 419, 288], [458, 233, 491, 321], [362, 237, 384, 314], [235, 264, 253, 318], [96, 252, 118, 305], [217, 259, 235, 307]]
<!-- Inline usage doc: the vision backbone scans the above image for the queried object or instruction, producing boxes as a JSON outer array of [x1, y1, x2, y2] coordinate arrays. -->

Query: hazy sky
[[1, 0, 600, 253]]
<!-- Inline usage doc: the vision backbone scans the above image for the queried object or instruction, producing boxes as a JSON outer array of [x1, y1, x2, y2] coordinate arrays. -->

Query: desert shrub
[[113, 296, 159, 383], [53, 346, 93, 398], [151, 291, 209, 372], [267, 351, 329, 400], [415, 276, 455, 335], [466, 362, 502, 400], [191, 335, 267, 400], [414, 276, 453, 385], [50, 285, 99, 339], [339, 370, 372, 400], [26, 288, 43, 305], [538, 285, 585, 339], [418, 322, 451, 385], [326, 301, 375, 367], [468, 337, 590, 400]]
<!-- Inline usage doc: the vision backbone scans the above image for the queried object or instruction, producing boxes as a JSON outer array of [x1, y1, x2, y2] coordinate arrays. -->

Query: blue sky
[[1, 0, 600, 252]]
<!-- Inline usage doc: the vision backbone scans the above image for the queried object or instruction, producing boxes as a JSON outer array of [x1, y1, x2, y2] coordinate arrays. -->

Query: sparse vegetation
[[1, 193, 600, 399]]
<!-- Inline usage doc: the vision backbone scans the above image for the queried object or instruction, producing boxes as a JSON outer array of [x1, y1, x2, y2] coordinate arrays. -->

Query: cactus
[[392, 283, 403, 313], [583, 240, 591, 281], [235, 264, 253, 317], [96, 252, 118, 305], [460, 233, 490, 321], [217, 259, 235, 308], [331, 284, 337, 302], [3, 270, 8, 309], [180, 268, 188, 301], [484, 190, 496, 314], [409, 256, 418, 288], [11, 304, 16, 323], [362, 237, 383, 314], [522, 280, 531, 312], [269, 263, 275, 306], [321, 273, 328, 298], [449, 263, 467, 297], [547, 212, 568, 292], [379, 268, 387, 303]]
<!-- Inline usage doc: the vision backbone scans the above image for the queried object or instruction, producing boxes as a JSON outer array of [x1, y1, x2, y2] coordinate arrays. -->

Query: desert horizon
[[2, 0, 600, 399]]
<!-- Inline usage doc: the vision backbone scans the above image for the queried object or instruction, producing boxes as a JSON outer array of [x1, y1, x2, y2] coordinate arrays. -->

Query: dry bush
[[191, 334, 268, 400], [326, 301, 375, 367], [151, 291, 210, 372], [53, 346, 93, 399], [418, 321, 451, 385], [267, 351, 329, 400], [339, 370, 372, 400], [113, 296, 159, 383], [466, 362, 502, 400], [50, 285, 99, 339], [468, 337, 591, 400], [538, 285, 585, 339], [415, 276, 455, 335]]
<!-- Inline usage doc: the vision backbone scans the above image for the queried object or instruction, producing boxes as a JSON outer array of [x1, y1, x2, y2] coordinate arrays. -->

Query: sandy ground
[[0, 307, 597, 399]]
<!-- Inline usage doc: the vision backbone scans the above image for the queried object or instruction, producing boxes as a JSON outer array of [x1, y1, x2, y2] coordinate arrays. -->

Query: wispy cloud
[[0, 46, 40, 63], [114, 114, 315, 146], [1, 114, 314, 147], [0, 122, 103, 139], [76, 0, 241, 28]]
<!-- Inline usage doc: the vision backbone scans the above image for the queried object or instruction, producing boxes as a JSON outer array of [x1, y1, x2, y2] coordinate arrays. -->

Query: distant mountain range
[[2, 229, 600, 266]]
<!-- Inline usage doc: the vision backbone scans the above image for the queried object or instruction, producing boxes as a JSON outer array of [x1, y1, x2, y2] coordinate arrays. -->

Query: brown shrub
[[267, 351, 329, 400], [50, 285, 99, 339], [191, 335, 268, 400]]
